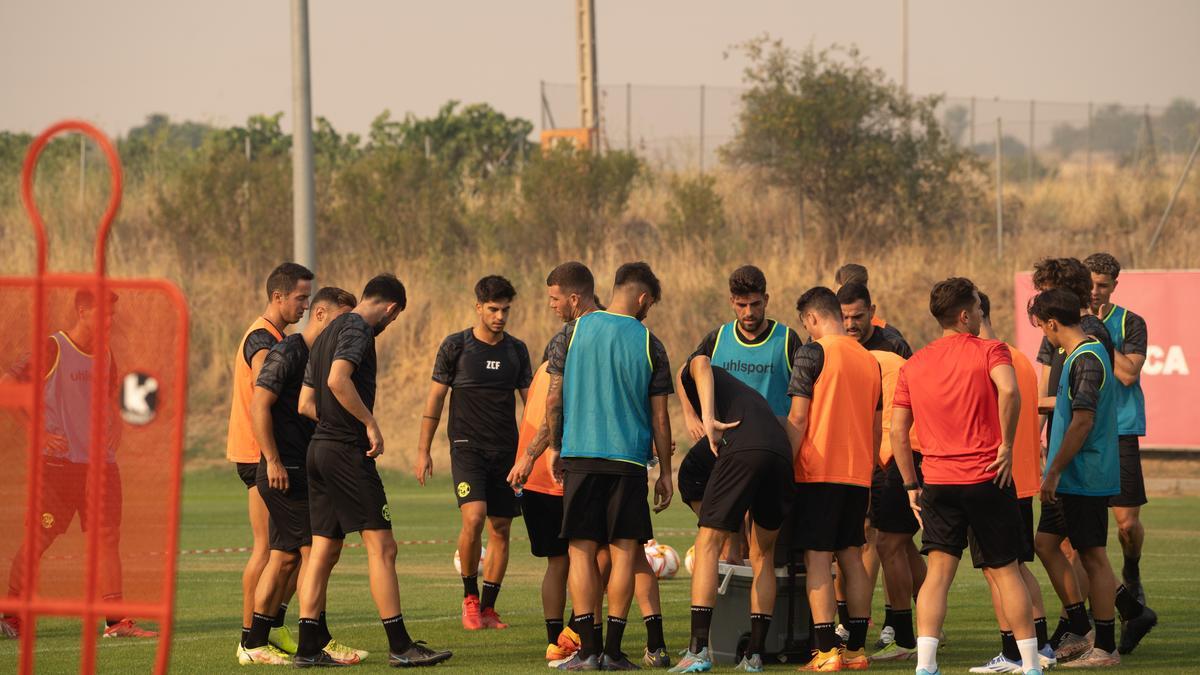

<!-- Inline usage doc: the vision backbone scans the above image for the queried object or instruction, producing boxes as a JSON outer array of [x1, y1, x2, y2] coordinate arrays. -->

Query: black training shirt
[[243, 327, 278, 366], [1119, 311, 1148, 356], [431, 328, 533, 452], [305, 312, 376, 448], [1038, 314, 1114, 398], [680, 360, 791, 461], [861, 324, 912, 358], [256, 333, 315, 468], [1067, 341, 1105, 413]]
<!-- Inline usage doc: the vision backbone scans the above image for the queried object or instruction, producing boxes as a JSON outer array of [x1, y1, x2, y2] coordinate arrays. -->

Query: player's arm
[[1113, 314, 1147, 386], [676, 364, 705, 443], [545, 372, 565, 480], [785, 396, 810, 462], [251, 386, 287, 491], [507, 417, 550, 489], [688, 355, 739, 452], [327, 359, 383, 457], [784, 343, 820, 459], [414, 381, 450, 485], [650, 393, 673, 513], [989, 361, 1020, 488], [298, 385, 318, 421], [891, 406, 922, 528]]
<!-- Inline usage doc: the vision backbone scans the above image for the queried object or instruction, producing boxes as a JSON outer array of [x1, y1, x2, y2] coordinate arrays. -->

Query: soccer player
[[240, 287, 364, 665], [1, 290, 155, 639], [835, 263, 903, 336], [784, 286, 882, 672], [542, 262, 674, 671], [1084, 253, 1150, 610], [968, 292, 1056, 673], [227, 262, 312, 654], [415, 275, 533, 631], [837, 283, 912, 358], [1028, 288, 1155, 667], [294, 274, 452, 668], [891, 277, 1041, 675], [669, 355, 795, 674]]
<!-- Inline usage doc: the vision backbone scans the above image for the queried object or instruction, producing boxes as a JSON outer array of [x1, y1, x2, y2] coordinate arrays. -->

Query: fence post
[[626, 82, 632, 151], [540, 80, 546, 131], [1147, 132, 1200, 255], [699, 84, 706, 173], [424, 135, 432, 159], [995, 117, 1004, 257], [1086, 101, 1093, 183], [1028, 99, 1035, 183], [969, 96, 976, 147]]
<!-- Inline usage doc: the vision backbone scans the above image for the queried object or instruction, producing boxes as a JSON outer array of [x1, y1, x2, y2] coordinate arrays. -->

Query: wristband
[[903, 482, 920, 491]]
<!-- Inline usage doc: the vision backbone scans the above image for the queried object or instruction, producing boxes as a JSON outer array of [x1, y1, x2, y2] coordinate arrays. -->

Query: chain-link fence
[[541, 81, 1200, 175]]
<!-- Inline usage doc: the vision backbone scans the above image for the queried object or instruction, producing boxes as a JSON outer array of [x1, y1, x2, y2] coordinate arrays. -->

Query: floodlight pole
[[290, 0, 316, 276], [901, 0, 909, 93], [577, 0, 599, 149]]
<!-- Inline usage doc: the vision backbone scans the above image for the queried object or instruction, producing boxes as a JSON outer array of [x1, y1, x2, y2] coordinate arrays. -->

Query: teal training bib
[[1101, 305, 1147, 437], [1047, 339, 1119, 497], [710, 320, 793, 417]]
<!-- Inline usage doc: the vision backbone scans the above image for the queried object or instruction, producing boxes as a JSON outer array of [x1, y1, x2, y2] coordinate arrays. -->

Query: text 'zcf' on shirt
[[788, 334, 882, 487], [893, 332, 1012, 485], [431, 328, 533, 452], [305, 312, 377, 449]]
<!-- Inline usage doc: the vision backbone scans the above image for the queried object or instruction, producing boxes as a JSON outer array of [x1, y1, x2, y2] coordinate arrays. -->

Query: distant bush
[[663, 173, 726, 240]]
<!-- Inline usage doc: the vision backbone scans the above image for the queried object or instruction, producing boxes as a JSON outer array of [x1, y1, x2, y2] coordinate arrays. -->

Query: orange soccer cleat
[[462, 595, 483, 630]]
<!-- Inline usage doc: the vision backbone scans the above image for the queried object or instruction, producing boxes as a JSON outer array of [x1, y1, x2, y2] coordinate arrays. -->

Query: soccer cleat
[[841, 647, 869, 670], [556, 653, 600, 671], [238, 643, 292, 666], [869, 641, 915, 662], [558, 626, 582, 652], [1118, 605, 1157, 655], [734, 653, 764, 672], [323, 639, 367, 665], [548, 643, 577, 662], [389, 641, 453, 668], [872, 625, 894, 650], [293, 651, 351, 668], [835, 624, 850, 643], [916, 670, 941, 675], [462, 595, 483, 630], [1053, 631, 1093, 663], [102, 619, 158, 638], [1, 616, 20, 638], [1039, 644, 1058, 670], [270, 625, 298, 655], [1059, 646, 1119, 668], [667, 647, 712, 673], [642, 647, 670, 667], [480, 607, 509, 629], [798, 648, 842, 671], [599, 652, 641, 670], [967, 654, 1022, 673]]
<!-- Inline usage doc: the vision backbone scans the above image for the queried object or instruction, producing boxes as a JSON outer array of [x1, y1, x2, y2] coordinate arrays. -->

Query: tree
[[721, 38, 981, 255]]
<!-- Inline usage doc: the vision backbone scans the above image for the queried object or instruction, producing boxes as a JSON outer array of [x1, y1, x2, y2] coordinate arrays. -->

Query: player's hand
[[415, 451, 433, 486], [653, 472, 673, 513], [366, 421, 384, 458], [683, 410, 705, 443], [907, 487, 923, 530], [508, 454, 535, 490], [44, 432, 69, 458], [988, 443, 1013, 488], [266, 458, 289, 492], [548, 448, 563, 484], [1040, 469, 1061, 504], [704, 416, 740, 455]]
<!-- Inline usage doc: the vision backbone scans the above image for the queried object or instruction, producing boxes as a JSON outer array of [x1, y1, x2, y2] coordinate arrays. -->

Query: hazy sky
[[3, 0, 1198, 137]]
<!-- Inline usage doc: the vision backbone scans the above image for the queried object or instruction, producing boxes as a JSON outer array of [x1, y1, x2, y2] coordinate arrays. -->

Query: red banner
[[1014, 270, 1199, 449]]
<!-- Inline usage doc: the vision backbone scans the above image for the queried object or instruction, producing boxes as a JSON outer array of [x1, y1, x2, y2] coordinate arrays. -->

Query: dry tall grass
[[1, 157, 1197, 472]]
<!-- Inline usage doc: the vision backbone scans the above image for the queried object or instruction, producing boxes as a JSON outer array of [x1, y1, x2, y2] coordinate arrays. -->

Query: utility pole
[[901, 0, 909, 93], [577, 0, 599, 148], [290, 0, 316, 276]]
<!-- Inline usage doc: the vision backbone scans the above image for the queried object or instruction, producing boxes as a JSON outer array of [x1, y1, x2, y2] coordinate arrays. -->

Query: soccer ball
[[644, 541, 680, 579], [453, 546, 486, 575], [684, 545, 696, 575]]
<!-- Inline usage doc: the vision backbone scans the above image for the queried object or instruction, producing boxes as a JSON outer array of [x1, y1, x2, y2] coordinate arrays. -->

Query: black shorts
[[521, 489, 568, 558], [307, 439, 392, 539], [698, 450, 794, 532], [920, 480, 1021, 569], [35, 459, 121, 536], [970, 496, 1034, 568], [792, 482, 869, 552], [560, 469, 653, 544], [450, 446, 521, 518], [1109, 436, 1147, 508], [1037, 493, 1110, 550], [871, 455, 923, 535], [256, 465, 312, 552], [236, 462, 258, 489], [678, 439, 716, 507]]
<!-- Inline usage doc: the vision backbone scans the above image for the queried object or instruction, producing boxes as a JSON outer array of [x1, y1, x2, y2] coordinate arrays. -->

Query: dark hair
[[1084, 252, 1121, 280], [361, 273, 407, 309], [795, 286, 841, 319], [835, 263, 869, 287], [614, 262, 661, 302], [978, 291, 992, 321], [1027, 288, 1082, 327], [546, 262, 595, 297], [929, 277, 978, 328], [475, 275, 517, 303], [74, 289, 118, 310], [265, 262, 314, 301], [835, 282, 872, 307], [311, 286, 357, 309], [729, 265, 767, 296], [1032, 257, 1091, 309]]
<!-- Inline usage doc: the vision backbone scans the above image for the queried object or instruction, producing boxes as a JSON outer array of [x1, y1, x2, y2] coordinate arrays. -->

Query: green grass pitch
[[1, 468, 1194, 673]]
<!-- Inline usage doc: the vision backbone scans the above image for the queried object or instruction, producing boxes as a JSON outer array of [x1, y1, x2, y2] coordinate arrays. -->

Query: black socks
[[1001, 631, 1020, 662], [318, 611, 332, 645], [571, 613, 597, 659], [813, 622, 837, 652], [749, 613, 771, 657], [1115, 585, 1145, 621], [604, 616, 627, 660], [382, 614, 413, 654], [240, 626, 250, 648], [689, 606, 713, 654], [462, 574, 479, 598], [1094, 618, 1116, 653], [480, 581, 501, 611], [273, 602, 288, 628], [1034, 616, 1049, 651], [892, 609, 916, 649], [546, 618, 564, 645], [1122, 556, 1140, 583], [836, 601, 850, 627], [1065, 602, 1092, 636], [245, 612, 274, 650], [643, 614, 665, 652], [296, 617, 322, 658], [847, 617, 869, 652]]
